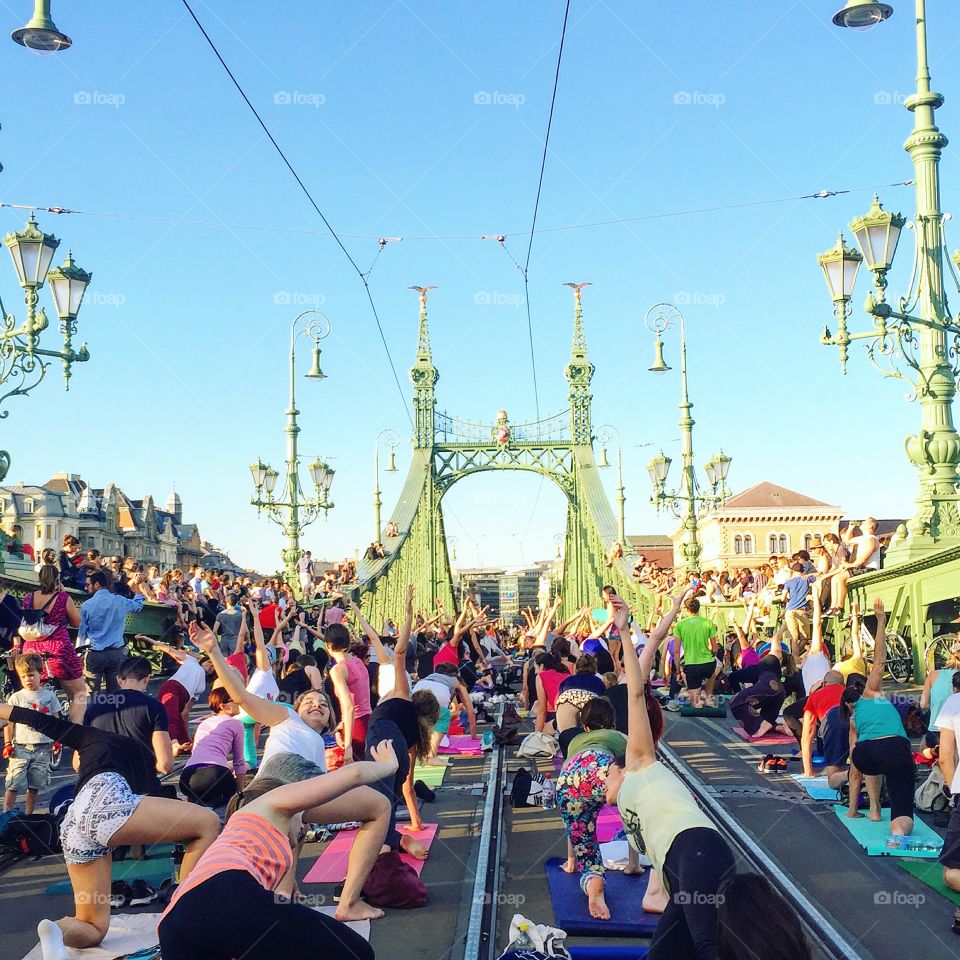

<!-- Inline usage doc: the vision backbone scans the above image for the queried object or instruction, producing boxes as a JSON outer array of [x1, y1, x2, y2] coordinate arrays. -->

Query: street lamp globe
[[597, 445, 611, 469], [46, 251, 91, 320], [4, 215, 59, 288], [648, 334, 671, 373], [714, 449, 732, 483], [311, 459, 334, 496], [849, 196, 905, 278], [832, 1, 893, 30], [250, 459, 269, 489], [264, 467, 279, 496], [385, 449, 398, 473], [647, 452, 671, 486], [704, 457, 718, 488], [817, 233, 862, 304], [305, 344, 327, 380], [11, 0, 71, 52]]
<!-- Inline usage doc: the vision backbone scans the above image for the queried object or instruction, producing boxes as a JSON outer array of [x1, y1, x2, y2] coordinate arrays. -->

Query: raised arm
[[135, 634, 189, 665], [809, 595, 824, 657], [348, 598, 391, 665], [390, 585, 415, 700], [850, 603, 863, 660], [865, 599, 886, 695], [246, 602, 272, 673], [617, 602, 659, 769]]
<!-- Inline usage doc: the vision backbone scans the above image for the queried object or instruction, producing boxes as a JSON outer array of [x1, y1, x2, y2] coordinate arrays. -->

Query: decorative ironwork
[[433, 409, 570, 445]]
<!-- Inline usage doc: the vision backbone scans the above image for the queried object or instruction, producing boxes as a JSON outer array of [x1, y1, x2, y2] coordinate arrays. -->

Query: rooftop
[[720, 481, 838, 510]]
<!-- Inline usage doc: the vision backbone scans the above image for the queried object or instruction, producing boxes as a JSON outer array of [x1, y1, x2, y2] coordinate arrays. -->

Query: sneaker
[[481, 731, 494, 752], [110, 880, 133, 908], [665, 701, 681, 713], [128, 878, 159, 907], [757, 754, 776, 774]]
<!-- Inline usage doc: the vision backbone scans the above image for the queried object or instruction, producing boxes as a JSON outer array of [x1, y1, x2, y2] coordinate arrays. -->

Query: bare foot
[[847, 809, 864, 819], [400, 834, 428, 860], [424, 757, 450, 767], [867, 810, 882, 822], [623, 864, 644, 876], [336, 900, 385, 922], [642, 886, 669, 914], [560, 859, 577, 874], [585, 878, 610, 920]]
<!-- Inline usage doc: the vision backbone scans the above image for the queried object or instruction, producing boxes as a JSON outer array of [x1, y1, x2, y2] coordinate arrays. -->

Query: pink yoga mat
[[596, 804, 623, 843], [437, 734, 483, 755], [731, 726, 796, 745], [303, 823, 439, 883]]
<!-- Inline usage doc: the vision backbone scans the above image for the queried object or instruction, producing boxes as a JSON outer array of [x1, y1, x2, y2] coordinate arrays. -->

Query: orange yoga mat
[[303, 823, 439, 883]]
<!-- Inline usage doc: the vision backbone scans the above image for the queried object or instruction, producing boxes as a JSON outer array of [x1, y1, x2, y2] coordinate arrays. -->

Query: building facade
[[685, 481, 844, 572]]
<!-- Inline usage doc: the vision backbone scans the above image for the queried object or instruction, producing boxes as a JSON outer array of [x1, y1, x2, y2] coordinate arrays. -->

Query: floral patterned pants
[[556, 748, 615, 892]]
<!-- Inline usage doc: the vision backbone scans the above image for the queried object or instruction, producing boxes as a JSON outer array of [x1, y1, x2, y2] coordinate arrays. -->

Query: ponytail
[[412, 689, 440, 760], [645, 682, 664, 746], [839, 685, 862, 722]]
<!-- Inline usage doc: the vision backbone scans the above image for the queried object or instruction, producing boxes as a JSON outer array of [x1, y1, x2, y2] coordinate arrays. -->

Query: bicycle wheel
[[929, 633, 960, 670], [884, 632, 912, 683]]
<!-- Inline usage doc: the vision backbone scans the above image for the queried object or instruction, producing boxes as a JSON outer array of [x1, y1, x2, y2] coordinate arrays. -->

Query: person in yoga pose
[[604, 590, 737, 959], [841, 599, 916, 836], [0, 702, 220, 960], [190, 622, 390, 921], [729, 635, 787, 740], [158, 743, 397, 960]]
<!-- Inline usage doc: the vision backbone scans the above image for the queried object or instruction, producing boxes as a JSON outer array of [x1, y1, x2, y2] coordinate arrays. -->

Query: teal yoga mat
[[831, 805, 943, 858], [45, 846, 175, 894]]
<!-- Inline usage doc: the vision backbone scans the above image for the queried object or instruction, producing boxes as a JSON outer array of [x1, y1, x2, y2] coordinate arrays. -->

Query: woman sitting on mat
[[605, 589, 737, 959], [0, 702, 220, 960], [364, 584, 440, 861], [158, 743, 398, 960], [189, 622, 391, 921], [840, 599, 916, 835], [729, 634, 787, 740], [179, 686, 247, 809]]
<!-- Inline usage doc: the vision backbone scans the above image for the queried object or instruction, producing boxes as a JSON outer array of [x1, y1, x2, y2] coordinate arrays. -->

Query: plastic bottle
[[541, 774, 556, 810], [505, 922, 534, 951], [172, 844, 185, 883]]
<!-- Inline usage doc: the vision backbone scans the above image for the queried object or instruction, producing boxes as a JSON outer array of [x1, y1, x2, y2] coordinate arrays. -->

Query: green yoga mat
[[831, 805, 943, 858], [414, 764, 448, 787], [679, 704, 727, 717], [45, 846, 175, 895], [897, 859, 960, 906]]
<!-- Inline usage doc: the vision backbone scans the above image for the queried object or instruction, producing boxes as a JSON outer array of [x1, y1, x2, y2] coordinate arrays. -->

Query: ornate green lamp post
[[11, 0, 71, 52], [373, 428, 399, 541], [597, 424, 626, 546], [250, 311, 334, 591], [818, 0, 960, 559], [645, 302, 732, 574], [0, 215, 91, 482]]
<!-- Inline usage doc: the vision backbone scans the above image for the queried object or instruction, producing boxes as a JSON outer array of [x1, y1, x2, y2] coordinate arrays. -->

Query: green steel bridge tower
[[357, 283, 652, 625]]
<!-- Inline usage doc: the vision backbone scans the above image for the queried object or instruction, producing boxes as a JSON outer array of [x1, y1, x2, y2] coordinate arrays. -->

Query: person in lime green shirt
[[674, 598, 718, 708]]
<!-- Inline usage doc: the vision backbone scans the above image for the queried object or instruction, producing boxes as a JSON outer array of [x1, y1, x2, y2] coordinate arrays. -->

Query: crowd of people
[[0, 524, 958, 958]]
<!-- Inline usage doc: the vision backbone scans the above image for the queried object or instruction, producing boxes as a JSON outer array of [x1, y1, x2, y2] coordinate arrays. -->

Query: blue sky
[[2, 1, 959, 571]]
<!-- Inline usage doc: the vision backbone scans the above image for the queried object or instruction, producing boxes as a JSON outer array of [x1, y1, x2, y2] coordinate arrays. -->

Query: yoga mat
[[600, 839, 649, 871], [731, 726, 796, 745], [437, 734, 483, 756], [791, 775, 838, 801], [897, 859, 960, 906], [22, 913, 160, 960], [597, 804, 624, 843], [315, 905, 371, 940], [303, 823, 439, 883], [831, 805, 943, 858], [414, 764, 448, 786], [679, 704, 726, 717], [45, 848, 174, 895], [568, 949, 649, 960], [544, 857, 659, 936]]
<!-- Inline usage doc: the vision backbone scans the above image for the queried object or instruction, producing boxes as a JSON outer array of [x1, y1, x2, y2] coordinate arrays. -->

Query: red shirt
[[538, 669, 569, 712], [804, 684, 844, 721], [258, 603, 278, 630]]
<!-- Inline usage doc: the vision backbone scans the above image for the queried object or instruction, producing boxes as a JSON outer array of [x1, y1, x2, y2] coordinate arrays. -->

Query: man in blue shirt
[[79, 569, 145, 693], [780, 561, 813, 657]]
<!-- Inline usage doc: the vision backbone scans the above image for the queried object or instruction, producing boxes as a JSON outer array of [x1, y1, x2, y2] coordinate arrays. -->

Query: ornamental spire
[[563, 282, 595, 445], [409, 285, 437, 360], [409, 285, 439, 448]]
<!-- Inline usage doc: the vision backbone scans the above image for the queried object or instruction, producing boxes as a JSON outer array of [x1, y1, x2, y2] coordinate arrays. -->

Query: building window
[[744, 534, 754, 554], [779, 534, 789, 554], [46, 524, 52, 540], [803, 533, 813, 551], [36, 523, 42, 540], [768, 533, 779, 554], [24, 498, 34, 513], [734, 535, 743, 555]]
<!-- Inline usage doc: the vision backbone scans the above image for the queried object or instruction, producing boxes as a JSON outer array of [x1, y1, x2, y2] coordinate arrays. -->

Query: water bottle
[[505, 922, 534, 951], [172, 844, 185, 883], [542, 774, 556, 810]]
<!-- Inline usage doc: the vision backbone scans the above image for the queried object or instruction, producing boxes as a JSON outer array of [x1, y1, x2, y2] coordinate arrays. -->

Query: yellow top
[[836, 656, 868, 680], [617, 761, 716, 890]]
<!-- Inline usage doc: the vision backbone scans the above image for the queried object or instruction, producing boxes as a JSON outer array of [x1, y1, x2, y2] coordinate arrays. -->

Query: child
[[3, 654, 65, 814]]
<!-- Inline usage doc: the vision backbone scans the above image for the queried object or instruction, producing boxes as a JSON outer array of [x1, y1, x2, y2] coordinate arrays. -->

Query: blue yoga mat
[[831, 805, 943, 858], [791, 775, 838, 801], [569, 949, 649, 959], [544, 857, 659, 936]]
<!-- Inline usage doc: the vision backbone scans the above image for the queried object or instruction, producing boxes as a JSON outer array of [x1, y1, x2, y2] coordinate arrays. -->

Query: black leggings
[[851, 735, 916, 821], [365, 717, 410, 850], [158, 870, 373, 960], [649, 828, 735, 960], [179, 764, 238, 808]]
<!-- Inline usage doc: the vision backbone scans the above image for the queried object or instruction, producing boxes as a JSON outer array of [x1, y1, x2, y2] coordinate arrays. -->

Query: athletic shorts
[[435, 705, 452, 736], [556, 688, 600, 712], [4, 744, 53, 791], [820, 706, 849, 767], [684, 661, 717, 690], [940, 798, 960, 869], [60, 772, 144, 864]]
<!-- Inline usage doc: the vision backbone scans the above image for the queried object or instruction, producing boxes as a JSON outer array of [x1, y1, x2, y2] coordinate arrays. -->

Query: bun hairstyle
[[839, 684, 864, 721], [534, 651, 559, 672]]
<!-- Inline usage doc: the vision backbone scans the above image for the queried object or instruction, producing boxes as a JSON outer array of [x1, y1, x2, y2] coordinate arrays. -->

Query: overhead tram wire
[[177, 0, 412, 427], [519, 0, 572, 421], [0, 180, 914, 243]]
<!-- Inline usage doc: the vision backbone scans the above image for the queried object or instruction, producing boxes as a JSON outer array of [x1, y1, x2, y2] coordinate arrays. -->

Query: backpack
[[361, 850, 427, 908], [510, 767, 548, 807], [18, 593, 58, 642], [0, 812, 62, 859], [518, 732, 559, 760], [915, 764, 950, 813]]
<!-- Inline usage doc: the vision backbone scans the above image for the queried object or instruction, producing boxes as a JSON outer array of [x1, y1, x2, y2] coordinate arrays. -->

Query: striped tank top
[[161, 812, 291, 920]]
